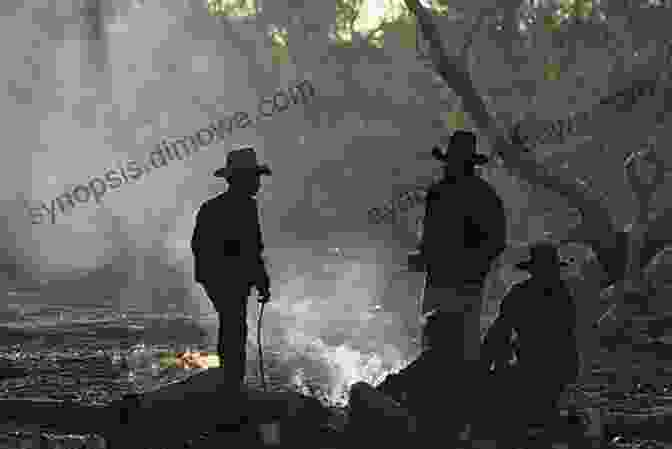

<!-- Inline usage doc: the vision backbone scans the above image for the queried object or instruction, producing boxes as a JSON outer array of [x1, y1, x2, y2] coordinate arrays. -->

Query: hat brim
[[213, 164, 272, 178], [515, 260, 570, 271], [514, 261, 533, 271], [431, 147, 490, 166]]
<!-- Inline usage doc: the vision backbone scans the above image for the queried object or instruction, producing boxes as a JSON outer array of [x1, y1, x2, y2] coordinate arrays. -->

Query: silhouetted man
[[415, 130, 507, 443], [191, 146, 272, 389], [480, 242, 578, 445]]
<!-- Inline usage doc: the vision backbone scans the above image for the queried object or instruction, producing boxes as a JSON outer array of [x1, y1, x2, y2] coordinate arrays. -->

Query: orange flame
[[174, 351, 219, 369]]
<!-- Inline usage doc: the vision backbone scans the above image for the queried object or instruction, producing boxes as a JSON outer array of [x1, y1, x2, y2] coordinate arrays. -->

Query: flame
[[164, 351, 220, 369]]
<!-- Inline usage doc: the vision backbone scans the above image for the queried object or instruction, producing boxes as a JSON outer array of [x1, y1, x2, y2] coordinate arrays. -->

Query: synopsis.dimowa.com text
[[27, 80, 315, 225]]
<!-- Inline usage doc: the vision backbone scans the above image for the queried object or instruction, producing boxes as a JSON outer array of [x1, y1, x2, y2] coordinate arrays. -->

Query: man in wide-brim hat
[[430, 130, 491, 168], [514, 241, 571, 273], [212, 145, 273, 178], [412, 129, 507, 446], [190, 146, 272, 416], [480, 241, 579, 443]]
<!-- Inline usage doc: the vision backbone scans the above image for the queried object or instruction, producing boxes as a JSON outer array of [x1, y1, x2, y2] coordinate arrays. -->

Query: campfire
[[160, 351, 220, 369]]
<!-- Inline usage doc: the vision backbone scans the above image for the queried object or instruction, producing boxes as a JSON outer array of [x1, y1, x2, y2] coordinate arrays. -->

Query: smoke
[[2, 1, 430, 402], [246, 255, 413, 405], [3, 2, 261, 297]]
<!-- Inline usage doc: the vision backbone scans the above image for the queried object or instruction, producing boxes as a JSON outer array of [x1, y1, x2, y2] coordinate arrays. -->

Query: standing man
[[415, 130, 507, 445], [191, 146, 272, 390]]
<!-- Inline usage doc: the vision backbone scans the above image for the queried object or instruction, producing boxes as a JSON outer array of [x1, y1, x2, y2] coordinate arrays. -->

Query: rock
[[346, 381, 417, 445]]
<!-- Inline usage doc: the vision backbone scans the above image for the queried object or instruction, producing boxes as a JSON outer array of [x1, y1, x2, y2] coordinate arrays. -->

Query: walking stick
[[257, 296, 268, 393]]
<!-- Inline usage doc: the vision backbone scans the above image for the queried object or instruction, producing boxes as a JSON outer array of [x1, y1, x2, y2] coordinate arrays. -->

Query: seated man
[[480, 242, 579, 444]]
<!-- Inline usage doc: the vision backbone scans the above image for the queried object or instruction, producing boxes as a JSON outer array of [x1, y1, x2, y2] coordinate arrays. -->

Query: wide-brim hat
[[432, 130, 490, 166], [214, 146, 272, 178], [515, 242, 570, 271]]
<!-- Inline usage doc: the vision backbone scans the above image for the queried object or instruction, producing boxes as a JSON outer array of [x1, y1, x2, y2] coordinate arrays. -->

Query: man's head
[[432, 131, 489, 179], [515, 241, 569, 277], [225, 171, 263, 196], [214, 146, 271, 197]]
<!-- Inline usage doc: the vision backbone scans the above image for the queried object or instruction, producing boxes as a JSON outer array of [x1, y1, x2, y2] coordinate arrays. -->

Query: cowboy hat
[[214, 146, 272, 178], [515, 242, 570, 272], [432, 130, 490, 166]]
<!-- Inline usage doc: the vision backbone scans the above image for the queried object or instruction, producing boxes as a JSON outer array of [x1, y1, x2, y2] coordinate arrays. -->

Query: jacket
[[481, 275, 579, 381], [420, 175, 507, 288], [191, 191, 267, 288]]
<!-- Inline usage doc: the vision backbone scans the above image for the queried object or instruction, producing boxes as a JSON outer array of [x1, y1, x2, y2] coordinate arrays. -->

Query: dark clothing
[[484, 276, 579, 379], [191, 191, 269, 385], [420, 175, 506, 289], [480, 275, 579, 435], [411, 173, 505, 442], [475, 364, 568, 444], [191, 191, 267, 290], [201, 281, 249, 385]]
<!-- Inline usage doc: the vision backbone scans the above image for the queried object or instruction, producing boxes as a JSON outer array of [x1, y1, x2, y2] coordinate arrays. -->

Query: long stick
[[257, 300, 268, 393]]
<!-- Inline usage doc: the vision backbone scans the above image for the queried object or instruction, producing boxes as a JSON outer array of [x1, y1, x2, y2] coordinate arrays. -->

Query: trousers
[[421, 281, 484, 362], [419, 280, 487, 442], [201, 281, 250, 386]]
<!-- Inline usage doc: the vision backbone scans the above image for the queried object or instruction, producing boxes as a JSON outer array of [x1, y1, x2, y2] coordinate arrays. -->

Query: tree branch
[[460, 8, 491, 57]]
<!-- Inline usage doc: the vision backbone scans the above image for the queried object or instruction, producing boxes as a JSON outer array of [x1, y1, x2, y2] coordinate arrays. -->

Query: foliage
[[271, 41, 291, 64], [209, 0, 417, 49], [208, 0, 257, 17]]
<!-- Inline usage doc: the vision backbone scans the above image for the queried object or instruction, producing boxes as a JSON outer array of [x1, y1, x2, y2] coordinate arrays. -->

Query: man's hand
[[258, 288, 271, 303], [406, 249, 426, 272], [256, 268, 271, 303]]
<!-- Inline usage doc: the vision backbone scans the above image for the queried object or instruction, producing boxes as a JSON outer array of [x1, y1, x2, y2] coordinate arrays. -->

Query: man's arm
[[466, 187, 507, 270], [252, 205, 271, 300], [481, 289, 516, 370], [417, 186, 438, 258], [191, 204, 208, 258], [479, 192, 507, 258]]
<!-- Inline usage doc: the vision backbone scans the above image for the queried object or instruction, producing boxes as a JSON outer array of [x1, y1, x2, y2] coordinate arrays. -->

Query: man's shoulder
[[471, 176, 501, 199], [506, 281, 532, 297], [197, 193, 228, 216]]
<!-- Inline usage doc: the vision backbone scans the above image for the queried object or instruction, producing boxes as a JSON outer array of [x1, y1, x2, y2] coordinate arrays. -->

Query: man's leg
[[427, 310, 470, 444], [218, 298, 248, 386], [420, 281, 489, 443], [203, 282, 249, 385], [201, 283, 227, 365], [216, 311, 226, 366], [459, 283, 490, 445], [238, 299, 248, 386]]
